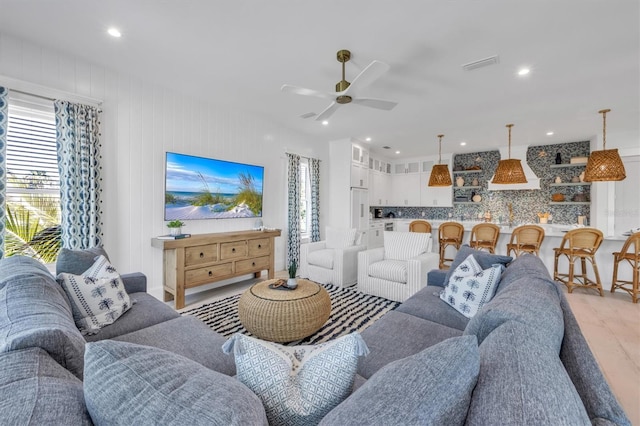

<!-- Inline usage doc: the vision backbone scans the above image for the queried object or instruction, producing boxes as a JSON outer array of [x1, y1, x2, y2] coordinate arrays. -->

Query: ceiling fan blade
[[351, 98, 398, 111], [281, 84, 335, 100], [315, 102, 340, 121], [346, 60, 391, 93]]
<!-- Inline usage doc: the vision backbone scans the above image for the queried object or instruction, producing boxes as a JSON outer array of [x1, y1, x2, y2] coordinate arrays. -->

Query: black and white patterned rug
[[180, 283, 401, 346]]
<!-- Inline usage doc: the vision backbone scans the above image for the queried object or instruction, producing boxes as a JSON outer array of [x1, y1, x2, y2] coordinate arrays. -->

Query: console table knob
[[200, 252, 204, 258]]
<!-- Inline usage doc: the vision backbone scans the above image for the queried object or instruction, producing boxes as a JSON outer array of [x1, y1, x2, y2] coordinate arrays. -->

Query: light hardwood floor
[[171, 273, 640, 424]]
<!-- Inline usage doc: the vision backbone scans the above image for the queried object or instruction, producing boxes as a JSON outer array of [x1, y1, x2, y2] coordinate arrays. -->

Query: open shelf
[[549, 182, 591, 187], [453, 201, 481, 205], [549, 202, 591, 205], [550, 163, 587, 169], [453, 170, 483, 174], [454, 185, 482, 190]]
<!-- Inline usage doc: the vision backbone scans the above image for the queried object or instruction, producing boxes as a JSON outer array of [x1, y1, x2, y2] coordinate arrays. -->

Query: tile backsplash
[[372, 141, 591, 225]]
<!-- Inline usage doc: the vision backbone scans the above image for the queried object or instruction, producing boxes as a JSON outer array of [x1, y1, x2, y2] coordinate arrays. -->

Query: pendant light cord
[[599, 109, 610, 149], [437, 134, 444, 163], [506, 124, 514, 159]]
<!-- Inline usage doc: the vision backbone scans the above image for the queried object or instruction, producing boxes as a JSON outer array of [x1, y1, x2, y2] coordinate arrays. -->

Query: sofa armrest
[[300, 241, 328, 279], [121, 272, 147, 294], [333, 244, 367, 287], [304, 241, 327, 253], [427, 269, 448, 287], [406, 253, 440, 296]]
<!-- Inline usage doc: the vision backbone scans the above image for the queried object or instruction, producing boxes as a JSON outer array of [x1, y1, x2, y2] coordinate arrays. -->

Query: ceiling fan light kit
[[428, 134, 452, 187], [492, 124, 528, 184], [281, 49, 397, 121], [584, 109, 626, 182]]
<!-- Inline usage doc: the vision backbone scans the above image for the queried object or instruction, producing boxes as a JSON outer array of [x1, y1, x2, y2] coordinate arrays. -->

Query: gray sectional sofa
[[0, 247, 631, 425]]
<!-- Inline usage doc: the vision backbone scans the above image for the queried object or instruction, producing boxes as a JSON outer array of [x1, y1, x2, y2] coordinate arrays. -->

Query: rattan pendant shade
[[584, 109, 626, 182], [491, 124, 528, 184], [428, 134, 452, 187]]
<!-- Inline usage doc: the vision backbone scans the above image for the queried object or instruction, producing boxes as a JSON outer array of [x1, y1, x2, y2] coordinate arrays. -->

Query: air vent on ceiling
[[462, 55, 500, 71], [382, 146, 391, 149]]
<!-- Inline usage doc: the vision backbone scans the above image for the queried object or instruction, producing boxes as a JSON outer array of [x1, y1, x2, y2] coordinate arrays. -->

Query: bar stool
[[506, 225, 545, 257], [611, 232, 640, 303], [409, 220, 432, 233], [438, 222, 465, 269], [553, 228, 604, 296], [469, 223, 501, 254]]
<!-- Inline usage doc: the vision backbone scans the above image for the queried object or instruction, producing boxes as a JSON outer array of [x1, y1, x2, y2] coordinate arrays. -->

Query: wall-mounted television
[[164, 152, 264, 220]]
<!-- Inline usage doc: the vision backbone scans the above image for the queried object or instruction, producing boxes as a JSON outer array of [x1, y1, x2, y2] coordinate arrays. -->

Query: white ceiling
[[1, 0, 638, 159]]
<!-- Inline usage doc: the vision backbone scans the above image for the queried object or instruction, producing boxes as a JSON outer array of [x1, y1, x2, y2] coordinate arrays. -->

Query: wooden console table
[[151, 229, 281, 309]]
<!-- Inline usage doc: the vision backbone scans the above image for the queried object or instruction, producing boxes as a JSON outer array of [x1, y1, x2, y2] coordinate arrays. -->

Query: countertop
[[370, 218, 629, 241]]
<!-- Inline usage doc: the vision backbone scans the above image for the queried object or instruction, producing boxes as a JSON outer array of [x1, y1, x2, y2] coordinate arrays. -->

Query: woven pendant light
[[491, 124, 528, 184], [584, 109, 626, 182], [428, 134, 452, 186]]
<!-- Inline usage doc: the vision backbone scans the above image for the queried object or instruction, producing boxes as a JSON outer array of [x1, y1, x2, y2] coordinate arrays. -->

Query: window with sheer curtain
[[4, 94, 61, 262]]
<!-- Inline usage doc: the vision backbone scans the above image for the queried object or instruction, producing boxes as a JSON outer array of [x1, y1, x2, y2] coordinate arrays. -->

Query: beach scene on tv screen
[[165, 152, 263, 220]]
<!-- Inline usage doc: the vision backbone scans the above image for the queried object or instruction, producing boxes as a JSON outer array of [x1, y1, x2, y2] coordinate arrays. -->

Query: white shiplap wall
[[0, 32, 329, 298]]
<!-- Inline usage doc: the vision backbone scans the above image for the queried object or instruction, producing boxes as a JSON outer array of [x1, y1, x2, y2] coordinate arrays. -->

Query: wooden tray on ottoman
[[238, 279, 331, 342]]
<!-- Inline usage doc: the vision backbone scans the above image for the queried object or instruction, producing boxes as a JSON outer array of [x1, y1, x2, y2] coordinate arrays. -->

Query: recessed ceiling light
[[107, 28, 122, 38], [365, 137, 371, 142], [546, 131, 554, 136], [460, 142, 467, 146], [321, 120, 329, 126], [517, 68, 530, 76], [395, 151, 400, 154]]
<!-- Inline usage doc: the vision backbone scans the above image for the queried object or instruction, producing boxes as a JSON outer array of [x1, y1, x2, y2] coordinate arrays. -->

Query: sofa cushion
[[440, 254, 504, 318], [325, 227, 357, 249], [113, 316, 236, 376], [463, 259, 564, 351], [307, 248, 335, 269], [367, 259, 407, 283], [84, 340, 267, 426], [57, 255, 132, 335], [443, 245, 512, 286], [222, 332, 368, 426], [0, 347, 92, 425], [321, 335, 480, 426], [56, 246, 110, 276], [83, 292, 180, 342], [397, 285, 470, 331], [495, 252, 552, 294], [383, 231, 430, 260], [0, 255, 57, 292], [358, 310, 463, 379], [465, 321, 590, 425], [0, 258, 86, 379]]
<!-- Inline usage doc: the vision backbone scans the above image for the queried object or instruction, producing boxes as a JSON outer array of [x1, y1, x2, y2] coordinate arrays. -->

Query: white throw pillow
[[222, 332, 369, 426], [57, 255, 132, 334], [440, 254, 504, 318], [325, 227, 357, 249], [384, 231, 431, 260]]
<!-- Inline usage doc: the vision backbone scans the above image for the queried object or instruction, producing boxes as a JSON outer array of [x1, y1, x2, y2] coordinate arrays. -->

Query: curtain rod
[[0, 75, 103, 107], [285, 151, 321, 162]]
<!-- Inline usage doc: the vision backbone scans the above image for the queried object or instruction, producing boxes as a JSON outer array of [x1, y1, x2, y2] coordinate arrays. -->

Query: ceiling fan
[[281, 49, 397, 121]]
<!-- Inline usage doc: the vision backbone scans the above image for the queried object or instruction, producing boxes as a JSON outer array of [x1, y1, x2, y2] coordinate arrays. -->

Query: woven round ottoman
[[238, 279, 331, 342]]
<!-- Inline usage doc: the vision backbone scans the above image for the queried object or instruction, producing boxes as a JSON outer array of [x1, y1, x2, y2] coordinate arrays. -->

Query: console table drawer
[[236, 256, 270, 274], [220, 241, 248, 259], [185, 263, 233, 286], [185, 244, 218, 266], [248, 238, 270, 256]]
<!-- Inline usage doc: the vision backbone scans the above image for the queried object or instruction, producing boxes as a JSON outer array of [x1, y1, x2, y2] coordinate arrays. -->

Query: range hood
[[487, 145, 540, 190]]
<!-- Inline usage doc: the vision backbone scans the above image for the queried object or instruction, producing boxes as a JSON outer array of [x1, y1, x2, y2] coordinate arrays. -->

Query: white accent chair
[[299, 227, 367, 288], [358, 231, 440, 302]]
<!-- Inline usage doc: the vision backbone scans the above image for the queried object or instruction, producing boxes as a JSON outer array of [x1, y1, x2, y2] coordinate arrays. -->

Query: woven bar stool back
[[611, 232, 640, 303], [409, 220, 432, 233], [553, 228, 604, 296], [507, 225, 545, 257], [438, 222, 465, 269], [469, 223, 501, 254]]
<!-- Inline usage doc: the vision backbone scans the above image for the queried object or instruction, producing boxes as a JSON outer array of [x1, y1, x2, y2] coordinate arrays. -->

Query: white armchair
[[358, 231, 440, 302], [299, 227, 367, 288]]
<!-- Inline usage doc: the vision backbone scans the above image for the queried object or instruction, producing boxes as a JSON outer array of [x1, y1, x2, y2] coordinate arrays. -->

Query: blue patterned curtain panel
[[0, 87, 7, 258], [54, 100, 103, 249], [286, 153, 301, 267], [309, 157, 321, 243]]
